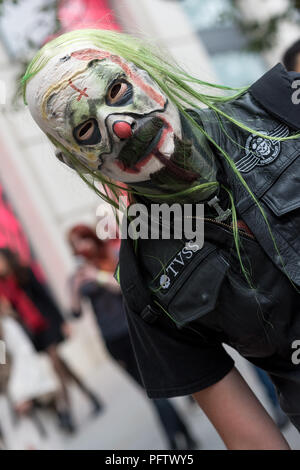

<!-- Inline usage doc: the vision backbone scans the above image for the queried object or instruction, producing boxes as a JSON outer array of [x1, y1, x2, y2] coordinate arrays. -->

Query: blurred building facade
[[0, 0, 299, 308]]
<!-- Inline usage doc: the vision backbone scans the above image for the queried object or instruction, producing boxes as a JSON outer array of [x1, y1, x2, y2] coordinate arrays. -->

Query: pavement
[[0, 309, 299, 450]]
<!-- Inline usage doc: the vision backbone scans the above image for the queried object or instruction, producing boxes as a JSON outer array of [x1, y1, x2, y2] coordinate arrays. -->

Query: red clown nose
[[113, 121, 133, 139]]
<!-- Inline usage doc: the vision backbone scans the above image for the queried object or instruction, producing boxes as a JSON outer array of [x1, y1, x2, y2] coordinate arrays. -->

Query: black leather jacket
[[198, 63, 300, 286], [119, 64, 300, 362]]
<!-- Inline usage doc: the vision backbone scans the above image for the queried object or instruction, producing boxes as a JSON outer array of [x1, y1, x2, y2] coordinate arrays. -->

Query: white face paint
[[26, 45, 182, 183]]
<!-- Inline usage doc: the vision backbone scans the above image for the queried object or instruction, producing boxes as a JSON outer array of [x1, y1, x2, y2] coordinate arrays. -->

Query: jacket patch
[[155, 240, 202, 294], [235, 124, 289, 173]]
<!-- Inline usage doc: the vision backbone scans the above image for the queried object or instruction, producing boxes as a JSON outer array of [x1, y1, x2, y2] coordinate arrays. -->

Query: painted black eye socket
[[73, 118, 101, 145], [106, 80, 133, 106]]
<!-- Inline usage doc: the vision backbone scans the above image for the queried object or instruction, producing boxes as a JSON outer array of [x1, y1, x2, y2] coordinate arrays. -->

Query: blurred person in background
[[0, 317, 9, 450], [0, 295, 56, 445], [68, 225, 198, 450], [0, 248, 102, 433], [283, 39, 300, 72]]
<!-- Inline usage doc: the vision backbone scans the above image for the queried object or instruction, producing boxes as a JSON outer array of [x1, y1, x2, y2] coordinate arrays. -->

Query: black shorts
[[105, 333, 143, 386], [122, 222, 300, 432]]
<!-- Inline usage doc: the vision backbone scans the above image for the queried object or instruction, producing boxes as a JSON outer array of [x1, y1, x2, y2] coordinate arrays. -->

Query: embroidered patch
[[235, 124, 289, 173], [160, 274, 171, 289], [153, 240, 203, 294]]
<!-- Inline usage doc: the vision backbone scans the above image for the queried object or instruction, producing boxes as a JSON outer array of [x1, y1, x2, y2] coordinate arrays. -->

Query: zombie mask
[[26, 44, 182, 183]]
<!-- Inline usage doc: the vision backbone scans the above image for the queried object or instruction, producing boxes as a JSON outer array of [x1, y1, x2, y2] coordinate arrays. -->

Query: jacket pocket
[[216, 271, 276, 357], [155, 247, 229, 327], [261, 153, 300, 216]]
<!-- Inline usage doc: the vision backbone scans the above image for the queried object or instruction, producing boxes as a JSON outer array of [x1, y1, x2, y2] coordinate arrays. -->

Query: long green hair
[[21, 28, 299, 284]]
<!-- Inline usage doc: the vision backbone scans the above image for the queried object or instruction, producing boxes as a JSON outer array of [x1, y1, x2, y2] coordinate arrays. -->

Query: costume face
[[26, 45, 182, 183], [250, 136, 272, 157]]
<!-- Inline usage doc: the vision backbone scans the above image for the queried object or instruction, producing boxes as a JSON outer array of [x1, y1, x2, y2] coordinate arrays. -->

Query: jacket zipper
[[185, 216, 256, 240]]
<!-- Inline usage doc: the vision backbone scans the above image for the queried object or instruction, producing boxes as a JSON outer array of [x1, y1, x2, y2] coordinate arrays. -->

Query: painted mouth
[[117, 117, 165, 169]]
